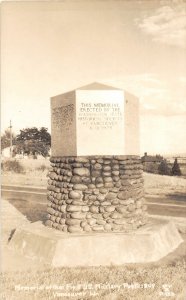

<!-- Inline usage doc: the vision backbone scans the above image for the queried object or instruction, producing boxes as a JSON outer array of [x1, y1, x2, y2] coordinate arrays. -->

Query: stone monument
[[45, 82, 147, 233], [8, 83, 183, 267]]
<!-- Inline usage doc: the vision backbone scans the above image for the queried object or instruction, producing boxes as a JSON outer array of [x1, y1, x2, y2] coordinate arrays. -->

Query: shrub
[[172, 158, 182, 176], [143, 162, 159, 174], [158, 159, 171, 176], [36, 164, 48, 172], [1, 159, 25, 174]]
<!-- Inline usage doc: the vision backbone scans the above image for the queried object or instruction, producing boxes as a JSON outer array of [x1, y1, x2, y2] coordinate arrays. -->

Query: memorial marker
[[51, 82, 139, 156], [8, 82, 183, 267], [47, 83, 145, 233]]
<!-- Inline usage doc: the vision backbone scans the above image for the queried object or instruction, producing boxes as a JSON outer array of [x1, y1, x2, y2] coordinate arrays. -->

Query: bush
[[158, 159, 171, 175], [172, 158, 182, 176], [36, 164, 48, 172], [143, 162, 159, 174], [1, 159, 25, 174]]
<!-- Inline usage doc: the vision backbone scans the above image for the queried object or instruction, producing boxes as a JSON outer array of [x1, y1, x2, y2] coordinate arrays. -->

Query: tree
[[1, 129, 16, 150], [172, 158, 182, 176], [158, 159, 171, 175], [15, 127, 51, 157]]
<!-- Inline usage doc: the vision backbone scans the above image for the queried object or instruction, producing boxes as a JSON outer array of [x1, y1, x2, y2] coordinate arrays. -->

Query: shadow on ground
[[166, 192, 186, 202], [7, 198, 47, 223]]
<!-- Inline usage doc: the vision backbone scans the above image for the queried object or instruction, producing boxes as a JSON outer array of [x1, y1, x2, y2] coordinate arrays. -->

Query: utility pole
[[9, 120, 12, 158]]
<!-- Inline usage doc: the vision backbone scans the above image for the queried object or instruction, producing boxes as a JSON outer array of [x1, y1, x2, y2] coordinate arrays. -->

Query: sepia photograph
[[1, 0, 186, 299]]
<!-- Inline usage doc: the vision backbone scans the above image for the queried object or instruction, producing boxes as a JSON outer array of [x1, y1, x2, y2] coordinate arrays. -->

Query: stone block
[[51, 83, 139, 156], [9, 218, 183, 267]]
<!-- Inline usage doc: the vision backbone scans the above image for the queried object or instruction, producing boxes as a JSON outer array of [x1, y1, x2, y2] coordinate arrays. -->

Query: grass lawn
[[143, 172, 186, 195], [1, 259, 186, 299]]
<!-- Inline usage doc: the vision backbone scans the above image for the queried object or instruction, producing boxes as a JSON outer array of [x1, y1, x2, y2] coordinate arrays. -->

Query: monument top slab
[[77, 82, 122, 90], [51, 82, 140, 156]]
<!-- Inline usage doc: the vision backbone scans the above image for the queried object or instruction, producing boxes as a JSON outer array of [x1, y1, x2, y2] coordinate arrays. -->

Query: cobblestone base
[[46, 155, 147, 233]]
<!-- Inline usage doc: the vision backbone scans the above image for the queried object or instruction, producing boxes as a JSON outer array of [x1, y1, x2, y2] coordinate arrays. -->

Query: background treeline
[[1, 127, 51, 158], [143, 158, 182, 176]]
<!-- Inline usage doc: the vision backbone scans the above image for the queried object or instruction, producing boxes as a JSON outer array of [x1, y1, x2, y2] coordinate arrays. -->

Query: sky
[[1, 0, 186, 155]]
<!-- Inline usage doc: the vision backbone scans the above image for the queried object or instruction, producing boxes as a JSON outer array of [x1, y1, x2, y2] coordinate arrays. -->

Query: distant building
[[141, 152, 164, 174], [141, 153, 186, 176], [141, 152, 163, 163]]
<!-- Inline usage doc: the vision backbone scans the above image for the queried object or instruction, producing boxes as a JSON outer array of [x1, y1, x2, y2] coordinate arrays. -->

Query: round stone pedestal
[[46, 155, 147, 233]]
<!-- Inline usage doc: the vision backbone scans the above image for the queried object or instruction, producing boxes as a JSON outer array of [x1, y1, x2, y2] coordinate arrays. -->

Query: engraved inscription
[[78, 102, 123, 130], [52, 104, 74, 130]]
